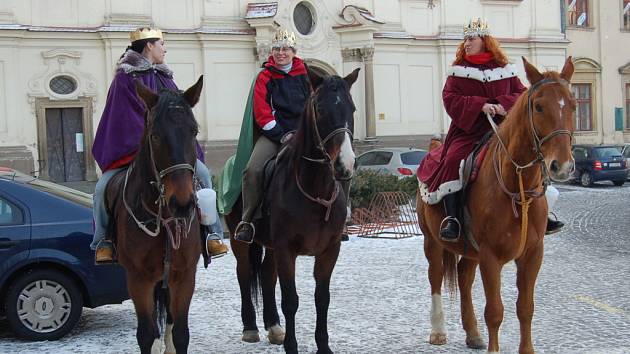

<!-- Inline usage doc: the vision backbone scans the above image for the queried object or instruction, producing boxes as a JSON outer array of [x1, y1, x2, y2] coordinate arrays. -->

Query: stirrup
[[234, 221, 255, 244], [439, 216, 461, 242], [94, 239, 116, 264]]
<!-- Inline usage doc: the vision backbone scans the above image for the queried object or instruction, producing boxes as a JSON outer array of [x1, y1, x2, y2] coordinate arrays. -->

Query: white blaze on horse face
[[558, 98, 565, 119], [339, 132, 355, 172]]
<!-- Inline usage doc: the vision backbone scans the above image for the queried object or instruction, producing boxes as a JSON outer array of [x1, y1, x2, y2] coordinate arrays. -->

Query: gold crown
[[271, 28, 296, 48], [463, 18, 490, 38], [130, 27, 163, 42]]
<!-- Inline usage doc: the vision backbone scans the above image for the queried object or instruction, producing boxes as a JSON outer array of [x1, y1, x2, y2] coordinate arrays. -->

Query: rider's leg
[[544, 185, 564, 235], [195, 159, 228, 258], [91, 167, 125, 262], [235, 136, 279, 243], [439, 192, 460, 242]]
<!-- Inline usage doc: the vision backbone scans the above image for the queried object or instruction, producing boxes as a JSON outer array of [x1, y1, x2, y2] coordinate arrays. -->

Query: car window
[[623, 147, 630, 158], [400, 151, 426, 165], [357, 152, 375, 166], [0, 196, 23, 225], [371, 151, 393, 165], [593, 147, 622, 158], [573, 148, 586, 160]]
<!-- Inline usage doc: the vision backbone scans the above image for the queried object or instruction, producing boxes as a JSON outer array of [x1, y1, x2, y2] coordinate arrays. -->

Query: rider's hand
[[482, 103, 497, 116], [494, 104, 507, 116], [280, 132, 294, 144]]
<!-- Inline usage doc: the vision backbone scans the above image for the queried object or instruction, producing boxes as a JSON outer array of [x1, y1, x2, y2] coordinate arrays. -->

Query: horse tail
[[249, 242, 264, 308], [442, 250, 458, 298], [154, 283, 169, 335]]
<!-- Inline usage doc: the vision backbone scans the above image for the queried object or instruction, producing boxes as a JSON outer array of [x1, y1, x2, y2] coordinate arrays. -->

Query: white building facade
[[0, 0, 570, 181]]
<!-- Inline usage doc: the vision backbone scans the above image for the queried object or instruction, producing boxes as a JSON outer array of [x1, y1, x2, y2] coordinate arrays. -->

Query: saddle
[[456, 131, 494, 252]]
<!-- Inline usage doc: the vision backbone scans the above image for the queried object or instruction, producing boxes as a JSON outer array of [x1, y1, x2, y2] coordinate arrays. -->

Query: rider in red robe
[[417, 19, 526, 241]]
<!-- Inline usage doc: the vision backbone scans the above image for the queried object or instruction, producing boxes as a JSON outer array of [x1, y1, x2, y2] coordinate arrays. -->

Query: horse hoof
[[267, 324, 285, 345], [429, 332, 447, 345], [466, 335, 486, 349], [242, 329, 260, 343]]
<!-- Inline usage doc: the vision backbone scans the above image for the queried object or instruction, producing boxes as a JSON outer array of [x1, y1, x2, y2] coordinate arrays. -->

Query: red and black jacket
[[253, 56, 311, 143]]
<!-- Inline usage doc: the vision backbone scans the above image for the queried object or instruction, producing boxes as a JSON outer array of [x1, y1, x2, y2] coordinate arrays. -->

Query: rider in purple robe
[[91, 27, 228, 263]]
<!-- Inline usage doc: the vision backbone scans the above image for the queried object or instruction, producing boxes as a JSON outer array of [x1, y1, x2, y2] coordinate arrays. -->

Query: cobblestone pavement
[[1, 182, 629, 353]]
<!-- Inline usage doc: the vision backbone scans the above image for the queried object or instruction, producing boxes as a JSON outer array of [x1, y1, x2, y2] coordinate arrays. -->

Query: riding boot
[[201, 225, 229, 259], [439, 193, 460, 242], [545, 217, 564, 235], [234, 221, 255, 243], [95, 239, 115, 264]]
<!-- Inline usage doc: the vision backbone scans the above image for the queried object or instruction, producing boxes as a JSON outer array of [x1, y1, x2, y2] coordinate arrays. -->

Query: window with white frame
[[623, 0, 630, 30], [572, 83, 593, 131]]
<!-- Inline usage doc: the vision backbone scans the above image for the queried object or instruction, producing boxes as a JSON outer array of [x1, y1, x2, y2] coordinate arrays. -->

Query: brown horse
[[225, 68, 360, 354], [107, 77, 204, 353], [417, 57, 575, 354]]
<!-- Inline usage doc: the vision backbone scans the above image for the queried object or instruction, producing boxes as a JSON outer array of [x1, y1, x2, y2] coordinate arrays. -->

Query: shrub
[[349, 170, 417, 210]]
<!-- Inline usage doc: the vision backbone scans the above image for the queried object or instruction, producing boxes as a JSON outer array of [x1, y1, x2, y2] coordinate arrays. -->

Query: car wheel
[[580, 171, 593, 187], [4, 269, 83, 341], [613, 180, 625, 186]]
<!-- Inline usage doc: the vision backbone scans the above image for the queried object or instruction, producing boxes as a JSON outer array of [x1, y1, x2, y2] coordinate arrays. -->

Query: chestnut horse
[[417, 57, 575, 353], [226, 68, 360, 354], [107, 78, 203, 353]]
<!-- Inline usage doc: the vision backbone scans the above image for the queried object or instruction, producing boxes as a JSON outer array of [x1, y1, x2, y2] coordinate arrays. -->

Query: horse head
[[522, 56, 576, 182], [135, 76, 203, 217], [306, 68, 360, 180]]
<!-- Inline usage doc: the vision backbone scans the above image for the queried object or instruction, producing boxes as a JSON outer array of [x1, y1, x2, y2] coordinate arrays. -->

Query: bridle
[[486, 77, 573, 257], [122, 108, 197, 245], [295, 88, 353, 221]]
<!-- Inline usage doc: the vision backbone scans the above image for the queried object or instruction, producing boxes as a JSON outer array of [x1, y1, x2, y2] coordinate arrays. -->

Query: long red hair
[[453, 36, 509, 66]]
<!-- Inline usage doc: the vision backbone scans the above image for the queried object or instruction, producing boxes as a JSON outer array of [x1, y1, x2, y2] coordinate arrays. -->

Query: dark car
[[618, 143, 630, 180], [355, 148, 428, 178], [571, 145, 628, 187], [0, 168, 128, 341]]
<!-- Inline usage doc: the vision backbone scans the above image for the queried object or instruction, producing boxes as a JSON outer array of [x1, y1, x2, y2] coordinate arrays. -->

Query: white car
[[355, 148, 427, 178]]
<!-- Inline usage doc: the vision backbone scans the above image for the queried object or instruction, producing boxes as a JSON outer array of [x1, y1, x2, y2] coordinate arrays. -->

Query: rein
[[486, 77, 572, 258], [295, 92, 352, 221]]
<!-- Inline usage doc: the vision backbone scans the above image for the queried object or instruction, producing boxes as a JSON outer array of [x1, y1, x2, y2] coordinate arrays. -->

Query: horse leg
[[127, 276, 160, 354], [424, 234, 447, 345], [234, 244, 259, 342], [168, 270, 196, 354], [313, 243, 340, 354], [276, 250, 299, 354], [164, 308, 175, 354], [458, 257, 485, 349], [261, 249, 284, 345], [479, 251, 504, 353], [515, 243, 543, 354]]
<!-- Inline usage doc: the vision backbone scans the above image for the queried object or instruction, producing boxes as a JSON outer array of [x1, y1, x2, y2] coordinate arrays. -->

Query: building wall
[[565, 0, 630, 144], [0, 0, 569, 179]]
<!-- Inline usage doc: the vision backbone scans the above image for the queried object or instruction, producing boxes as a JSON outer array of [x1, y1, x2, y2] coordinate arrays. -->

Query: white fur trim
[[448, 64, 517, 83], [262, 120, 277, 131], [418, 159, 466, 205]]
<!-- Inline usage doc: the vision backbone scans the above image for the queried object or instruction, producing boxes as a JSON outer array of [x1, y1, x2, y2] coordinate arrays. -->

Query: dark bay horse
[[225, 68, 360, 354], [417, 57, 575, 354], [107, 77, 204, 354]]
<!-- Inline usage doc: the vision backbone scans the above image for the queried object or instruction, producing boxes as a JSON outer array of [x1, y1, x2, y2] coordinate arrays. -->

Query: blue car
[[0, 168, 128, 340], [572, 145, 628, 187]]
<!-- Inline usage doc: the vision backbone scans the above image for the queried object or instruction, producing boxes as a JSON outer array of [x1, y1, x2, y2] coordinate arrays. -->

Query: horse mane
[[497, 71, 566, 139], [287, 93, 318, 175]]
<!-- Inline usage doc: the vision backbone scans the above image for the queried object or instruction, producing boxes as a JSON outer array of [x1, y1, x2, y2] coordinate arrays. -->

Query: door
[[0, 190, 31, 276], [45, 108, 86, 182]]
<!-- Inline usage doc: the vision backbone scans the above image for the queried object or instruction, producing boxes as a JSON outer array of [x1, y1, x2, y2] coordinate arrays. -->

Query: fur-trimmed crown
[[463, 18, 489, 38], [130, 27, 163, 42], [272, 28, 296, 48]]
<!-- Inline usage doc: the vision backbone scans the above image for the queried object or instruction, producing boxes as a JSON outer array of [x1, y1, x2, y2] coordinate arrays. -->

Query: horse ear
[[560, 56, 574, 82], [308, 69, 324, 90], [344, 68, 361, 88], [183, 76, 203, 107], [134, 79, 158, 109], [522, 57, 544, 85]]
